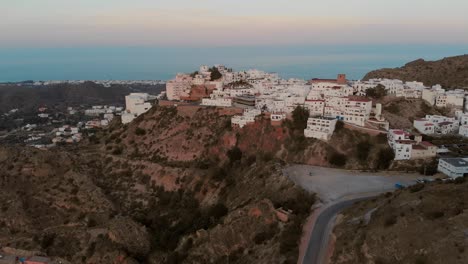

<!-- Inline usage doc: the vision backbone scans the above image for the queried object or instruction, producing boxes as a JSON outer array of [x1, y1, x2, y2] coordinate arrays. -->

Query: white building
[[413, 118, 435, 135], [387, 129, 436, 160], [201, 96, 233, 107], [459, 125, 468, 137], [166, 74, 193, 100], [231, 109, 261, 128], [121, 93, 156, 124], [304, 117, 337, 141], [438, 158, 468, 178]]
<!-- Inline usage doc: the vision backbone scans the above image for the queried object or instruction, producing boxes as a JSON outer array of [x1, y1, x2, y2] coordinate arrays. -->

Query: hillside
[[0, 105, 320, 264], [0, 82, 165, 113], [363, 55, 468, 88], [331, 179, 468, 264], [0, 102, 413, 263]]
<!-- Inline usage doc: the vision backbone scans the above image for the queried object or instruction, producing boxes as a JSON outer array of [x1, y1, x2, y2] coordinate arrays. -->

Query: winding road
[[302, 197, 374, 264], [283, 165, 423, 264]]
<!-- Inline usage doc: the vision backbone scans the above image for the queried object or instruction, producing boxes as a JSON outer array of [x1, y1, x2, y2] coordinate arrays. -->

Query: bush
[[135, 127, 146, 136], [425, 211, 444, 220], [206, 203, 228, 220], [112, 147, 123, 155], [409, 183, 424, 193], [366, 84, 387, 99], [335, 120, 345, 131], [291, 106, 310, 130], [227, 147, 242, 164], [386, 103, 400, 114], [384, 215, 397, 227], [209, 67, 222, 81], [454, 177, 466, 184], [419, 161, 438, 176], [328, 152, 347, 167], [356, 141, 372, 161], [376, 148, 394, 169]]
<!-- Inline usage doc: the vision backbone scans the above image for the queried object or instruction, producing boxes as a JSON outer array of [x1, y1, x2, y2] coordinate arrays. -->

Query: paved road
[[286, 165, 426, 264], [302, 197, 373, 264]]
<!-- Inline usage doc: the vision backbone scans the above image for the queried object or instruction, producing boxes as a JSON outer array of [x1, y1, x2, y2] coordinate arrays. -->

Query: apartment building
[[438, 158, 468, 178], [304, 116, 337, 141]]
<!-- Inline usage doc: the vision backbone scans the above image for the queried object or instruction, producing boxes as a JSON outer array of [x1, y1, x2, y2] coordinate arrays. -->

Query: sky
[[2, 0, 468, 47]]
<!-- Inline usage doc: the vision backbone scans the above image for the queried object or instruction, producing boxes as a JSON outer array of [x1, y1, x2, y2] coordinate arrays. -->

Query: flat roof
[[441, 158, 468, 167]]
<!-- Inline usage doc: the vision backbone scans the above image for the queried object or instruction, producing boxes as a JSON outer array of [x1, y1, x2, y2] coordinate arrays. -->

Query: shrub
[[209, 67, 222, 81], [227, 147, 242, 164], [291, 106, 310, 130], [135, 127, 146, 136], [409, 183, 424, 193], [335, 120, 344, 132], [386, 103, 400, 114], [376, 148, 394, 169], [356, 141, 372, 161], [112, 147, 123, 155], [384, 215, 397, 227], [206, 203, 228, 220], [425, 211, 444, 220], [328, 152, 347, 167], [454, 177, 466, 184], [366, 84, 387, 99]]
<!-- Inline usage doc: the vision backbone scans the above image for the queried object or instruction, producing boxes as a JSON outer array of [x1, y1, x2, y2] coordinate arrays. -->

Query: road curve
[[302, 197, 373, 264]]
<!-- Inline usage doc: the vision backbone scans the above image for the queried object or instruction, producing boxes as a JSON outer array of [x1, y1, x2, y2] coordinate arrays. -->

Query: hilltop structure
[[121, 93, 157, 124]]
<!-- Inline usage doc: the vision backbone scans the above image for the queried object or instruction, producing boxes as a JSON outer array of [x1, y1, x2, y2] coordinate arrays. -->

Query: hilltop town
[[120, 63, 468, 179], [1, 60, 468, 264]]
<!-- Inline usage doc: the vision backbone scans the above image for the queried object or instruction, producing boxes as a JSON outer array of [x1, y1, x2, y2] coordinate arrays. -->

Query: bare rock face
[[108, 217, 151, 258]]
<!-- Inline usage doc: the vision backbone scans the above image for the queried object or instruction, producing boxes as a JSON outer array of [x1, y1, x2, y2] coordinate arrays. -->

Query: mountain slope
[[363, 55, 468, 88], [0, 105, 317, 263], [0, 82, 165, 113], [331, 179, 468, 264]]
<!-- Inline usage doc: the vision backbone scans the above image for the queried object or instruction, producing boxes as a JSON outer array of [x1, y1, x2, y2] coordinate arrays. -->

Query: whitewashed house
[[304, 117, 337, 141]]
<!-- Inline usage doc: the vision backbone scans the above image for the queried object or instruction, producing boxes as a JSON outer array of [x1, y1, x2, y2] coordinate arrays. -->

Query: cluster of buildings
[[84, 105, 123, 127], [145, 64, 468, 179], [359, 78, 468, 110], [52, 125, 82, 144], [8, 80, 165, 87], [387, 129, 437, 161], [165, 65, 393, 141]]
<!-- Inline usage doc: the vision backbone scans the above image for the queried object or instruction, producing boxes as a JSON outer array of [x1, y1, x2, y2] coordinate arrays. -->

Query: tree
[[209, 67, 222, 81], [366, 84, 387, 99], [376, 148, 394, 169], [291, 106, 310, 130], [227, 147, 242, 163], [356, 141, 372, 161], [328, 152, 347, 167]]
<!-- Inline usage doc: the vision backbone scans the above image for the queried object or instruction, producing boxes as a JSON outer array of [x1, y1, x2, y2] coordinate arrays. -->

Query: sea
[[0, 44, 467, 82]]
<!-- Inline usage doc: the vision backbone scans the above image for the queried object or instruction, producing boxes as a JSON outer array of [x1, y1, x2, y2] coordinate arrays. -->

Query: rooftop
[[441, 158, 468, 167]]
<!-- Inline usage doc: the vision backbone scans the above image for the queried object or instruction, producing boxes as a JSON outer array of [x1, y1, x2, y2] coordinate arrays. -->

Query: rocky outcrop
[[363, 55, 468, 88]]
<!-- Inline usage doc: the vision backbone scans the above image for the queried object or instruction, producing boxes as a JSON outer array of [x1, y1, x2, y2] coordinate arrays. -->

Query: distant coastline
[[1, 44, 468, 82]]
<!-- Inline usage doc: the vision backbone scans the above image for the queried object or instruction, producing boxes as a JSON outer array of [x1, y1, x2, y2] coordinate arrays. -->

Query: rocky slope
[[0, 103, 404, 263], [331, 179, 468, 264], [363, 55, 468, 88], [0, 104, 319, 263]]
